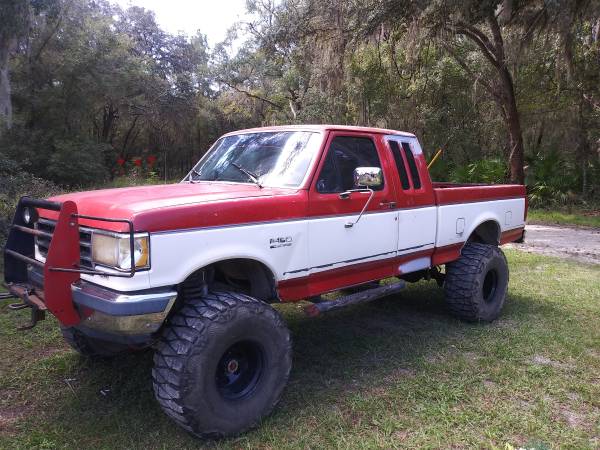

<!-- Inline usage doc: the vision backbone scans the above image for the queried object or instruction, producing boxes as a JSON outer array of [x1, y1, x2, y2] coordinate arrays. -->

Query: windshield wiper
[[186, 169, 201, 183], [231, 162, 263, 188]]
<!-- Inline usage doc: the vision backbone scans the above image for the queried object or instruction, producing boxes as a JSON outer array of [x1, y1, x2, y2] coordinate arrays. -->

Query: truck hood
[[44, 182, 305, 232]]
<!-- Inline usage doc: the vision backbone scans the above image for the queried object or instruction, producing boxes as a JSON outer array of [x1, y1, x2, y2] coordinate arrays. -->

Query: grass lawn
[[528, 209, 600, 228], [1, 250, 599, 449]]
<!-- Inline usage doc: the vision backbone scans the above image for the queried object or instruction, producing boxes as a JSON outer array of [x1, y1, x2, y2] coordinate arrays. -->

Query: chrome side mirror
[[353, 167, 382, 188]]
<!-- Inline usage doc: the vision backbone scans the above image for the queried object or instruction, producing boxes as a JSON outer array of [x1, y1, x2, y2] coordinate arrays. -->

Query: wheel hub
[[215, 340, 264, 400], [482, 268, 498, 302], [226, 359, 239, 374]]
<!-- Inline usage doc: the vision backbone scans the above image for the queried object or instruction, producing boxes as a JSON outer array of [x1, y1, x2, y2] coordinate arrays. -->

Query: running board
[[304, 281, 406, 317]]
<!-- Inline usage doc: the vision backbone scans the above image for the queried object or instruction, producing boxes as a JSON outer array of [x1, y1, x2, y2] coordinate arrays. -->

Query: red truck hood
[[43, 182, 306, 232]]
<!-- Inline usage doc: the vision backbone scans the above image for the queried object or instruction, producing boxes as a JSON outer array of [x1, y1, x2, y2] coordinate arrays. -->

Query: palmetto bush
[[526, 151, 581, 208], [450, 158, 508, 184]]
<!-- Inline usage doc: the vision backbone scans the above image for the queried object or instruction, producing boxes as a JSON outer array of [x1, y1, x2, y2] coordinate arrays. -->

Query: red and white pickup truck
[[4, 125, 526, 438]]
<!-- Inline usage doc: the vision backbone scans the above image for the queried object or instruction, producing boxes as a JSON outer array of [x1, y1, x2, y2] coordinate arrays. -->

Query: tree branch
[[218, 79, 284, 110]]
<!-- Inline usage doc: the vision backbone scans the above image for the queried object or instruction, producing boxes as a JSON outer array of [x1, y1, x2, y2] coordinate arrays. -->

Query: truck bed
[[432, 182, 526, 205]]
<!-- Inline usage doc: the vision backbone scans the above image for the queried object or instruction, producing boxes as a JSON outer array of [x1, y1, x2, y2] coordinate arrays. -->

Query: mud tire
[[152, 291, 292, 438], [444, 243, 509, 322]]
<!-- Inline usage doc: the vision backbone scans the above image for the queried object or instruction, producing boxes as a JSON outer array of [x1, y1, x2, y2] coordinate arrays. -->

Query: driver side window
[[316, 136, 384, 193]]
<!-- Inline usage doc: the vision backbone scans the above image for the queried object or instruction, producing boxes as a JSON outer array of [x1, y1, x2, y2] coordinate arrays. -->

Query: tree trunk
[[453, 14, 526, 185], [501, 71, 525, 184], [0, 38, 16, 132]]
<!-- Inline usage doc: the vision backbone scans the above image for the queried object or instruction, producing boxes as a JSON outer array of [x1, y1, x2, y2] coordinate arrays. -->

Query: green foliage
[[0, 0, 598, 205], [526, 151, 578, 208], [450, 159, 508, 184], [46, 140, 110, 187], [0, 153, 62, 259], [528, 209, 600, 228]]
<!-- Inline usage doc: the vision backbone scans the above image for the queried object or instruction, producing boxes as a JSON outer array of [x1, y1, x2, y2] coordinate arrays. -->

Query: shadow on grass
[[10, 280, 567, 447]]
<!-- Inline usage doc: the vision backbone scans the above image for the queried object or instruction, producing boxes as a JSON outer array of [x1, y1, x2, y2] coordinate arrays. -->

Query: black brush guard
[[3, 196, 140, 328]]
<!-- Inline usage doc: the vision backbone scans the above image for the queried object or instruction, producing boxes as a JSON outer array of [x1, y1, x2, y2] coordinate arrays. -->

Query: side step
[[304, 280, 406, 317]]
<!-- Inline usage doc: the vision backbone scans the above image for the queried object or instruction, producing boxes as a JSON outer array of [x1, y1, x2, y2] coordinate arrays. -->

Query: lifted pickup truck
[[4, 125, 526, 438]]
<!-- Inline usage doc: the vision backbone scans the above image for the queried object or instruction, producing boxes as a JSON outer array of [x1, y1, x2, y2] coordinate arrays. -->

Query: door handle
[[379, 201, 396, 209]]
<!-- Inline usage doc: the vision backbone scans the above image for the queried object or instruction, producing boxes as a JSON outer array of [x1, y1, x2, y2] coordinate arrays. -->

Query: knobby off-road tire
[[444, 242, 509, 322], [60, 326, 128, 357], [152, 291, 292, 438]]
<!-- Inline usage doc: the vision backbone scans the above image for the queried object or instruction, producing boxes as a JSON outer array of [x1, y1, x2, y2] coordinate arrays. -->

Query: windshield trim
[[181, 130, 324, 189]]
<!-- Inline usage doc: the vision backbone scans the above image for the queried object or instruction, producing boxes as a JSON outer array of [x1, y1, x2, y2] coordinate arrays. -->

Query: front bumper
[[26, 265, 177, 340], [72, 280, 177, 336]]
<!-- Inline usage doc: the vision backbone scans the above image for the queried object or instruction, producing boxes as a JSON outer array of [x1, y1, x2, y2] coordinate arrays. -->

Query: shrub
[[0, 154, 63, 262], [525, 151, 580, 208], [450, 158, 508, 184], [46, 140, 111, 187]]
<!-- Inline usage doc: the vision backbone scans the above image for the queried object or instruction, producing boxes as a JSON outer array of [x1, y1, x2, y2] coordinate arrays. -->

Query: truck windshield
[[186, 131, 321, 188]]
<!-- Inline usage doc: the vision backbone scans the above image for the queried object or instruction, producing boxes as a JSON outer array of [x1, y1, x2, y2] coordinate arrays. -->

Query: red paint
[[43, 201, 81, 326], [433, 183, 526, 205], [278, 249, 433, 301], [431, 243, 464, 266], [40, 183, 308, 232], [500, 227, 525, 245], [307, 132, 399, 217], [385, 140, 436, 208]]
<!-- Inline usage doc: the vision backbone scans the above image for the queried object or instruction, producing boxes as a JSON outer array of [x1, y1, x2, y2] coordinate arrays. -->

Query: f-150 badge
[[269, 236, 292, 248]]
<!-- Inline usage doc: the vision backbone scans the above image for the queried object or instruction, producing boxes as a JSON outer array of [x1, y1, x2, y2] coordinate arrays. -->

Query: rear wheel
[[152, 291, 292, 438], [444, 243, 509, 322]]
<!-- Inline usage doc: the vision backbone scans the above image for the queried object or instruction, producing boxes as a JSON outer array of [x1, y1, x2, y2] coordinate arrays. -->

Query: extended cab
[[3, 125, 526, 438]]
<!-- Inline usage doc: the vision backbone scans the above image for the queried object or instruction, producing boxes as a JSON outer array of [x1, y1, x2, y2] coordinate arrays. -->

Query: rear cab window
[[385, 136, 434, 206]]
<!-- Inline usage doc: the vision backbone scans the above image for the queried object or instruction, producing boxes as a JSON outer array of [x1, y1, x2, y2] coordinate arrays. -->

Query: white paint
[[307, 211, 398, 274], [41, 198, 524, 293], [83, 197, 525, 292], [436, 198, 526, 248], [399, 257, 431, 274], [397, 206, 437, 254], [148, 219, 310, 288], [456, 217, 465, 235]]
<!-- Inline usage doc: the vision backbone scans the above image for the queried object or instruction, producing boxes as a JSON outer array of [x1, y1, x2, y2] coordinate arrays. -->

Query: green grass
[[1, 251, 599, 449], [528, 209, 600, 228]]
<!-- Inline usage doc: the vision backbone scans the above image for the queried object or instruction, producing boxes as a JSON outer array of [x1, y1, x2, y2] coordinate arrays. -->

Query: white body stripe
[[436, 198, 526, 247], [78, 198, 525, 292]]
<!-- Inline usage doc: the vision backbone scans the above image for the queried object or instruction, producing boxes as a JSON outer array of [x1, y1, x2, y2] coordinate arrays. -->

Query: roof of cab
[[222, 124, 416, 138]]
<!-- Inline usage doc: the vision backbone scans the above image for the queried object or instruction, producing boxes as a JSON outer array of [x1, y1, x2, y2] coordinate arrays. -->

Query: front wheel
[[444, 243, 509, 322], [152, 291, 292, 438]]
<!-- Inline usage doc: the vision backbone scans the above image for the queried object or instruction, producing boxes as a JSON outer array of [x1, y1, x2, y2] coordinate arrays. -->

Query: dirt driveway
[[507, 224, 600, 265]]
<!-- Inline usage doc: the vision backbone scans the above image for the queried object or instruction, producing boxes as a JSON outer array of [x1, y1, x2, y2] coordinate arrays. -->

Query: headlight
[[22, 207, 38, 225], [91, 233, 150, 271]]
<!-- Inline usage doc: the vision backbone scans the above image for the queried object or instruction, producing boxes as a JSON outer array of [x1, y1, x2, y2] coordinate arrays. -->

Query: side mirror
[[353, 167, 382, 188]]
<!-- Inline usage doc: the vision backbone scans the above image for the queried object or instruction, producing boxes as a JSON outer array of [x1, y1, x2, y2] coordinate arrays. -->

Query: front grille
[[36, 218, 94, 269]]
